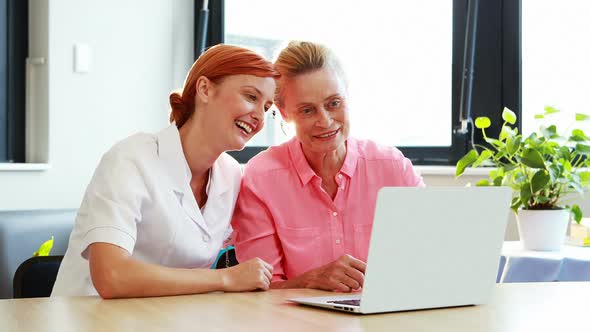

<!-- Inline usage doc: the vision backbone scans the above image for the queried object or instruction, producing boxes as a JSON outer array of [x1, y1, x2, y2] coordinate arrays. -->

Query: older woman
[[231, 41, 424, 292], [52, 45, 277, 298]]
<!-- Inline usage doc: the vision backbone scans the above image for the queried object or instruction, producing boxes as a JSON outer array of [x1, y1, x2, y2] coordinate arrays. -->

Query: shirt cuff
[[80, 226, 136, 259]]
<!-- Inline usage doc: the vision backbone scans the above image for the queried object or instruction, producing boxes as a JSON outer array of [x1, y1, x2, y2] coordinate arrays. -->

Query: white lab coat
[[51, 124, 241, 296]]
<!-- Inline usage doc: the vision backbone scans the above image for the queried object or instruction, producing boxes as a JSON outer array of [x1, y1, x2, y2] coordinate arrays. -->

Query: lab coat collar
[[207, 154, 232, 199], [155, 124, 212, 234]]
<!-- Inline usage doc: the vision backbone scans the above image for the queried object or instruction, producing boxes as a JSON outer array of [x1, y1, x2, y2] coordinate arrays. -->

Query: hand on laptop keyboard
[[296, 254, 366, 292]]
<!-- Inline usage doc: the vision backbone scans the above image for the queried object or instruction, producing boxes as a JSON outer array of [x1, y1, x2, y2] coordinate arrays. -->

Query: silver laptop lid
[[360, 187, 511, 313]]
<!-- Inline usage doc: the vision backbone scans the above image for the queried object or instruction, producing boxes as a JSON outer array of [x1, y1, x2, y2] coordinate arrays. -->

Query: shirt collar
[[339, 137, 359, 178], [207, 153, 231, 198], [287, 137, 359, 185], [156, 124, 192, 191]]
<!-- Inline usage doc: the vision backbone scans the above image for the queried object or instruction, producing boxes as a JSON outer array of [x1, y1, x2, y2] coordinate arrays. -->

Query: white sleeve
[[77, 152, 149, 259]]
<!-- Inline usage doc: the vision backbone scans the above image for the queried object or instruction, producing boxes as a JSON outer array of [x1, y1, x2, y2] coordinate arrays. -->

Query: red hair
[[169, 44, 280, 128]]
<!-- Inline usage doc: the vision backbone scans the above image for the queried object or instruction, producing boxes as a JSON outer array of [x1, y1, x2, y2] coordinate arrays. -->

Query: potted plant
[[455, 106, 590, 251]]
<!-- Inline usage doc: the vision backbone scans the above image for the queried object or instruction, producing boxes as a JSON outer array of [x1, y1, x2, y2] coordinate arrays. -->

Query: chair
[[13, 255, 63, 298], [0, 209, 76, 299]]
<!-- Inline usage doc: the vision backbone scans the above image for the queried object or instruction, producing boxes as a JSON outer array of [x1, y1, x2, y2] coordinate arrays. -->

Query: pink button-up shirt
[[232, 137, 424, 281]]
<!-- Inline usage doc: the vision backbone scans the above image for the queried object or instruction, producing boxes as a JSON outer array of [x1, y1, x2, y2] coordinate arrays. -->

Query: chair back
[[13, 255, 63, 298]]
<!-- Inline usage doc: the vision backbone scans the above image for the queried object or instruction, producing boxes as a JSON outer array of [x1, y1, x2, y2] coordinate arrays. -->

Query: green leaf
[[475, 117, 491, 129], [578, 171, 590, 186], [489, 168, 504, 180], [548, 164, 563, 182], [524, 132, 546, 148], [530, 170, 550, 193], [499, 127, 508, 141], [510, 197, 522, 211], [512, 172, 528, 185], [575, 143, 590, 155], [534, 114, 544, 119], [32, 236, 54, 257], [520, 148, 546, 169], [455, 149, 478, 177], [567, 173, 584, 194], [507, 136, 521, 155], [493, 176, 503, 186], [526, 132, 539, 141], [544, 106, 560, 115], [500, 126, 517, 141], [503, 164, 519, 173], [540, 145, 557, 159], [476, 179, 491, 186], [485, 137, 505, 150], [557, 146, 571, 160], [472, 150, 493, 168], [572, 129, 586, 136], [576, 113, 590, 121], [571, 205, 583, 223], [541, 125, 558, 139], [569, 129, 589, 142], [502, 107, 517, 124], [520, 184, 532, 207]]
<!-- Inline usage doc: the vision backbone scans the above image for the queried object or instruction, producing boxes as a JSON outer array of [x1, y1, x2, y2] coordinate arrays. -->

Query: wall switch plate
[[74, 43, 91, 73]]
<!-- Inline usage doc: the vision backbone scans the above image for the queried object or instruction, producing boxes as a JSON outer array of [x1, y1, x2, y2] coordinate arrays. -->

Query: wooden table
[[1, 283, 588, 331]]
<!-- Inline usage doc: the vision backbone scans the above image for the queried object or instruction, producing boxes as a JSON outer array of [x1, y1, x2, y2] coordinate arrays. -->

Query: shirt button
[[202, 234, 210, 242], [335, 239, 341, 244], [340, 186, 345, 191], [338, 174, 343, 179], [332, 211, 338, 217]]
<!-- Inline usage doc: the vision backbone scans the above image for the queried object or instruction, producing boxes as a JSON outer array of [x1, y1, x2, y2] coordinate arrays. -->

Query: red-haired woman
[[52, 45, 278, 298]]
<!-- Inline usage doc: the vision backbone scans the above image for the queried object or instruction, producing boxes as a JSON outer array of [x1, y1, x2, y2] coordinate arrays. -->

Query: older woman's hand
[[298, 254, 366, 292]]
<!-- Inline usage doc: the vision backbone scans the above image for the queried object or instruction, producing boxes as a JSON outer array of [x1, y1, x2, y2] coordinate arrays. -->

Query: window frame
[[1, 0, 27, 163], [195, 0, 522, 165], [1, 0, 8, 161]]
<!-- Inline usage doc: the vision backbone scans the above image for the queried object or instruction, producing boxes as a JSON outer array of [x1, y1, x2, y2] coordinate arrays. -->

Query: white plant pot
[[516, 209, 570, 251]]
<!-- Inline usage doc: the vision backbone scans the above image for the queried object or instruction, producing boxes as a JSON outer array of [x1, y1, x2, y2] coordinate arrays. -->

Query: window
[[227, 1, 453, 149], [0, 0, 27, 163], [196, 0, 521, 165], [522, 0, 590, 136]]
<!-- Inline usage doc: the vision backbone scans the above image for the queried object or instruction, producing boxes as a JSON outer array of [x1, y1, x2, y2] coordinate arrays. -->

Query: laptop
[[288, 186, 512, 314]]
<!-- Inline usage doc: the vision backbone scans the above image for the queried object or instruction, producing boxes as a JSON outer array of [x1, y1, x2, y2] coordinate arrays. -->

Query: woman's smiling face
[[206, 74, 276, 151], [279, 67, 349, 155]]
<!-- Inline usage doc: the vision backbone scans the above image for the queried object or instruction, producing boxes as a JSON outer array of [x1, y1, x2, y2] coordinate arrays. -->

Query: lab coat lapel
[[156, 125, 211, 235], [201, 156, 232, 227], [178, 185, 210, 235]]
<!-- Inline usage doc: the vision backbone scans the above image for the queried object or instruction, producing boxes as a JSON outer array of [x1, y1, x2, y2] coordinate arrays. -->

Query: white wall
[[0, 0, 194, 210]]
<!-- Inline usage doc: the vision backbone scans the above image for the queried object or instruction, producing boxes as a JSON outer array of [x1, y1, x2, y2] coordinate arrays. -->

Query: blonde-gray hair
[[274, 41, 346, 108]]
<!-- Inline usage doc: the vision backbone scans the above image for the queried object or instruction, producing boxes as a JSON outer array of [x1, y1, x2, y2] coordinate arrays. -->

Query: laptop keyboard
[[327, 299, 361, 307]]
